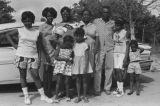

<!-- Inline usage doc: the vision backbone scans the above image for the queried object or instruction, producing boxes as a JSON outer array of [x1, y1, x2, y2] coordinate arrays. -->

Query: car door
[[0, 47, 20, 84], [0, 32, 33, 84]]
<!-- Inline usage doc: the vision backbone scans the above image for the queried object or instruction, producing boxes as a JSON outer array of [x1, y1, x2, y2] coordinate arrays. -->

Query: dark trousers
[[43, 64, 53, 98]]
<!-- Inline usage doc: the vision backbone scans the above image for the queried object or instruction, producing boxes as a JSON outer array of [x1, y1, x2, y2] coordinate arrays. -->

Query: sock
[[38, 88, 45, 96], [117, 81, 120, 90], [22, 87, 29, 96], [119, 82, 124, 93]]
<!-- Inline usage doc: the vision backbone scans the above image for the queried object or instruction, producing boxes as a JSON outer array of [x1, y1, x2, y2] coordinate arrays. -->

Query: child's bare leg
[[115, 69, 124, 97], [135, 74, 140, 95], [65, 76, 71, 101], [74, 75, 81, 103], [55, 74, 62, 99], [128, 73, 134, 95], [83, 74, 89, 103]]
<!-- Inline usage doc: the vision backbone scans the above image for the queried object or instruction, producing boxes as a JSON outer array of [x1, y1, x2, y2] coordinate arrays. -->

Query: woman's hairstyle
[[42, 7, 57, 18], [130, 40, 138, 47], [21, 11, 35, 23], [82, 8, 92, 17], [63, 35, 74, 44], [115, 18, 125, 27], [60, 6, 71, 15], [74, 27, 85, 38]]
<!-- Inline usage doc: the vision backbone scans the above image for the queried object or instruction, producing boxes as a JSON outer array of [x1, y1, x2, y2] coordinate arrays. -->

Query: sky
[[8, 0, 80, 22], [7, 0, 160, 23]]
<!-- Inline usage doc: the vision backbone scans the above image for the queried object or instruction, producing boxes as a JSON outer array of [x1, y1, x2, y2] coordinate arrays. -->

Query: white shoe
[[112, 88, 119, 95], [41, 95, 53, 104], [24, 96, 31, 105], [116, 91, 124, 97]]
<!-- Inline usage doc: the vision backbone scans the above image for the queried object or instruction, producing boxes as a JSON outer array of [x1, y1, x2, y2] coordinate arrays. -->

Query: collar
[[99, 18, 114, 25]]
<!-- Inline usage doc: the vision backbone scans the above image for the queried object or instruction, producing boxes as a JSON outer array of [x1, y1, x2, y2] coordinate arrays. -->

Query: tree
[[79, 0, 160, 41], [100, 0, 160, 40], [0, 0, 15, 24], [0, 0, 16, 47]]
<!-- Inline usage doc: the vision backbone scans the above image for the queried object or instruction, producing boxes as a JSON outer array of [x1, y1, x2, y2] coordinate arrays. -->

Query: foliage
[[0, 0, 16, 47], [0, 0, 15, 24], [78, 0, 160, 43]]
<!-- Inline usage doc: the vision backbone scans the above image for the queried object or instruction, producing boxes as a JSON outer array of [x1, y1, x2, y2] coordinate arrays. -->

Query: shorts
[[15, 56, 40, 70], [127, 62, 142, 74], [114, 53, 125, 69]]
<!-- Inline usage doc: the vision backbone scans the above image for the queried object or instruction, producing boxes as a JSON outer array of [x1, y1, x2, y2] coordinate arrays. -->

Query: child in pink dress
[[72, 28, 93, 103]]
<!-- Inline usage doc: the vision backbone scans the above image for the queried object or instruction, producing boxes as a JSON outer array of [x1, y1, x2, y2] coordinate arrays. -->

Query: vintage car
[[0, 22, 43, 84], [138, 43, 153, 70]]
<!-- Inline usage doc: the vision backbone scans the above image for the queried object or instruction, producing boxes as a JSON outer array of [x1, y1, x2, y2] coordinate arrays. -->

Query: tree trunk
[[142, 24, 145, 43], [153, 33, 156, 46], [130, 23, 135, 40], [129, 4, 135, 40]]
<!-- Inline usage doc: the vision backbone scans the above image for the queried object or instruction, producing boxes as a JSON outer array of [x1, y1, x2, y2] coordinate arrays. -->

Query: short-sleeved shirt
[[129, 49, 141, 62], [16, 27, 39, 58], [94, 18, 115, 51]]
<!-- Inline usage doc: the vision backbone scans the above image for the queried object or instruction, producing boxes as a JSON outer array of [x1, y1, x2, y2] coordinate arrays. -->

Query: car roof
[[0, 22, 44, 34]]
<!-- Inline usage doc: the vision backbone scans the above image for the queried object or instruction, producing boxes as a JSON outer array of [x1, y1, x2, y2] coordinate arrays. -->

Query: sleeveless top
[[16, 27, 39, 58]]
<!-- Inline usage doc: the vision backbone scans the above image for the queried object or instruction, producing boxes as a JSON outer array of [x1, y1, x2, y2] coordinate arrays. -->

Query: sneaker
[[116, 91, 124, 97], [24, 96, 31, 105], [104, 90, 111, 95], [112, 88, 119, 95], [41, 95, 53, 104]]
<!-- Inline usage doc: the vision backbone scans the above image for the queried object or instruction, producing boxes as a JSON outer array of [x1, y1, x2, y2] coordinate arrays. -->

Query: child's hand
[[55, 33, 62, 40]]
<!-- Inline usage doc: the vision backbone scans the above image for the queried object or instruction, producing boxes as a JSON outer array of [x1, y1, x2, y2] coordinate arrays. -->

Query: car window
[[0, 32, 18, 47]]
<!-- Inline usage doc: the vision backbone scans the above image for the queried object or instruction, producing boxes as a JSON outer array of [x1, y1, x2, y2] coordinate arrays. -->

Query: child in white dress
[[127, 40, 144, 96], [72, 28, 93, 103], [113, 18, 128, 97]]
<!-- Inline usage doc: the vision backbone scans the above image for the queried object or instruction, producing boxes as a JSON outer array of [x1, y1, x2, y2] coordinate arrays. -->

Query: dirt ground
[[0, 45, 160, 106]]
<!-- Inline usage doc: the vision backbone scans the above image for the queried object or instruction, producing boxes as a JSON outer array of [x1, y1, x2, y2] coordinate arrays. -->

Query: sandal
[[74, 98, 81, 103], [54, 97, 60, 103], [66, 97, 71, 102], [127, 91, 134, 95], [82, 97, 89, 103], [136, 91, 140, 96]]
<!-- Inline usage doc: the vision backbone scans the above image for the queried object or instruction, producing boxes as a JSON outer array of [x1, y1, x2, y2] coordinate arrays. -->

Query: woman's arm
[[5, 29, 18, 49], [94, 35, 99, 54], [138, 47, 144, 53], [84, 46, 89, 73]]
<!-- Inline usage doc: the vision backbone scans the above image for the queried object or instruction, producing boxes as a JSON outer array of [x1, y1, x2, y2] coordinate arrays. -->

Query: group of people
[[7, 5, 144, 105]]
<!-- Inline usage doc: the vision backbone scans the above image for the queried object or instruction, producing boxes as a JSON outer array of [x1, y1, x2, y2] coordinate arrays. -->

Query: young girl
[[72, 28, 93, 103], [54, 35, 74, 102], [113, 18, 129, 97], [7, 11, 53, 105], [127, 40, 144, 96]]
